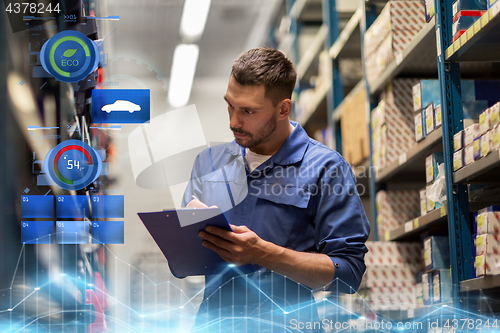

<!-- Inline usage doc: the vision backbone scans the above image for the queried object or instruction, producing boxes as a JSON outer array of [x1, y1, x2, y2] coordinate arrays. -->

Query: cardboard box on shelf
[[481, 131, 492, 158], [492, 125, 500, 151], [341, 84, 369, 166], [476, 207, 500, 235], [432, 269, 452, 304], [415, 111, 426, 142], [376, 190, 420, 235], [475, 254, 500, 276], [453, 149, 464, 171], [364, 1, 426, 57], [435, 104, 443, 128], [425, 104, 436, 135], [453, 0, 487, 16], [368, 286, 416, 311], [413, 80, 441, 113], [464, 144, 475, 166], [452, 12, 484, 42], [426, 153, 444, 184], [421, 272, 432, 306], [424, 0, 435, 21], [420, 189, 427, 216], [362, 265, 421, 289], [424, 236, 451, 272], [473, 136, 481, 160], [479, 107, 491, 135], [475, 233, 500, 256], [454, 130, 464, 151], [371, 79, 419, 171], [365, 241, 422, 266], [464, 123, 480, 146], [490, 102, 500, 128]]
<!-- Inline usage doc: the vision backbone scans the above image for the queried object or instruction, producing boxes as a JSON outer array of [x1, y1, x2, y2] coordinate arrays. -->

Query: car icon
[[101, 100, 141, 113]]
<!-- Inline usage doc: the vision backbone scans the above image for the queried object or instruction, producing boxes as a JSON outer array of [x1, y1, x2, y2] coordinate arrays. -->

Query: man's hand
[[186, 195, 217, 209], [199, 224, 336, 289], [198, 225, 276, 266]]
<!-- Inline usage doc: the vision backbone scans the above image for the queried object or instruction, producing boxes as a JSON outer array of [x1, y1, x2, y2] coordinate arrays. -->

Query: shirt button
[[334, 263, 339, 268]]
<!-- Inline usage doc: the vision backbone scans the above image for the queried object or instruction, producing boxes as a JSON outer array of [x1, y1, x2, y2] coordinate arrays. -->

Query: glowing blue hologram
[[21, 195, 53, 218]]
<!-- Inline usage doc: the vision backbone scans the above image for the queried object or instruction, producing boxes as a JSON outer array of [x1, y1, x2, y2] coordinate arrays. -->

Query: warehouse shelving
[[460, 274, 500, 291], [388, 205, 448, 242], [369, 17, 437, 95], [454, 149, 500, 184], [329, 8, 361, 60], [375, 127, 443, 184], [446, 3, 500, 62], [274, 0, 500, 321]]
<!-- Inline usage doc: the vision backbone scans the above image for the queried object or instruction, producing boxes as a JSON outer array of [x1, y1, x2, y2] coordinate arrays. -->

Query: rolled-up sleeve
[[314, 160, 370, 293]]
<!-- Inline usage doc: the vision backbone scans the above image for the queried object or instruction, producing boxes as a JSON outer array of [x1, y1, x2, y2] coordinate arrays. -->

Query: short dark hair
[[231, 47, 297, 106]]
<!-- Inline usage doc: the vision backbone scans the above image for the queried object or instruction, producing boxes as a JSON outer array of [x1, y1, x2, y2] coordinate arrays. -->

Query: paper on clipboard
[[138, 207, 254, 278]]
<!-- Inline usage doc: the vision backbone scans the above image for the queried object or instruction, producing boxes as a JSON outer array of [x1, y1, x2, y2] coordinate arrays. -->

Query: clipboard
[[138, 208, 254, 278]]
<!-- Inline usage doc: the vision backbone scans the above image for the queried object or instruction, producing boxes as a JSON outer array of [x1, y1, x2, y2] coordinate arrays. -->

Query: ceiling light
[[168, 44, 199, 109], [179, 0, 211, 42]]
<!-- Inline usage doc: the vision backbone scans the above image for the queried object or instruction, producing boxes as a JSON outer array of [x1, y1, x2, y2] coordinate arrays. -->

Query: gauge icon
[[44, 140, 102, 191], [40, 30, 100, 83]]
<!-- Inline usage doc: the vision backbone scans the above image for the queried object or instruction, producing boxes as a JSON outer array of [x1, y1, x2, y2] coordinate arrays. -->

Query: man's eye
[[244, 109, 253, 114]]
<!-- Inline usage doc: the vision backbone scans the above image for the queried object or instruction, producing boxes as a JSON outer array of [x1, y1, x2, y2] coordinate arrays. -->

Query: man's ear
[[279, 99, 293, 119]]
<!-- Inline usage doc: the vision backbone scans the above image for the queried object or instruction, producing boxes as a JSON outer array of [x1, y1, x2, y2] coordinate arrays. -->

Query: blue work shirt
[[182, 121, 370, 332]]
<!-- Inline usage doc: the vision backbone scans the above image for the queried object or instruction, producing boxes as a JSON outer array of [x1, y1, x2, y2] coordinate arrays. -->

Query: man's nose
[[229, 110, 242, 129]]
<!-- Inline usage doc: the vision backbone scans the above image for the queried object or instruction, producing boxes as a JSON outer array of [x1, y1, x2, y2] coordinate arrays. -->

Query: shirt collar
[[223, 121, 309, 166]]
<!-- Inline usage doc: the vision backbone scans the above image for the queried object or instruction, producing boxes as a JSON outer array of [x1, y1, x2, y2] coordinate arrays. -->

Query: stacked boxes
[[424, 0, 435, 21], [413, 80, 442, 142], [452, 11, 485, 42], [426, 153, 444, 184], [474, 206, 500, 276], [454, 130, 465, 171], [463, 123, 480, 166], [424, 236, 451, 272], [452, 0, 487, 41], [359, 242, 422, 311], [364, 241, 423, 266], [365, 2, 425, 86], [420, 189, 427, 216], [376, 190, 420, 237], [475, 206, 500, 235], [421, 236, 451, 306], [432, 269, 453, 304], [372, 79, 419, 171], [476, 102, 500, 160], [413, 80, 441, 113]]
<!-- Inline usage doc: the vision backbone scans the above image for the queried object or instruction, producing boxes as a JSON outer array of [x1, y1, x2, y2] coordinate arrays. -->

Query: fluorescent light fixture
[[168, 44, 199, 108], [179, 0, 211, 41]]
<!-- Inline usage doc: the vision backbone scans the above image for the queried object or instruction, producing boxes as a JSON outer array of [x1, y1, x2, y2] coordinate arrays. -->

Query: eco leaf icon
[[62, 49, 78, 58]]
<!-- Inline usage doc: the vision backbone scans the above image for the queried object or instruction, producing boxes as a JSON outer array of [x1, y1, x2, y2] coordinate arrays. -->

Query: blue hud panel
[[91, 195, 124, 218], [91, 221, 124, 244], [21, 195, 54, 218], [56, 195, 90, 218], [91, 89, 150, 124], [56, 221, 89, 244], [21, 221, 54, 244]]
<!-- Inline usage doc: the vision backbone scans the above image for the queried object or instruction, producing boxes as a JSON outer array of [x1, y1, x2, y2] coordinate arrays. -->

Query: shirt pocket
[[253, 183, 311, 208], [200, 157, 248, 213], [250, 183, 313, 248]]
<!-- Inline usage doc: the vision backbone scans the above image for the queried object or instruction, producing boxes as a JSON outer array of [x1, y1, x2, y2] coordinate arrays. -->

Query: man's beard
[[230, 115, 277, 149]]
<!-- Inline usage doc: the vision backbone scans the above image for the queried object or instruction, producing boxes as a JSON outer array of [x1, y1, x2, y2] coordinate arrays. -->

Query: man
[[182, 47, 369, 332]]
